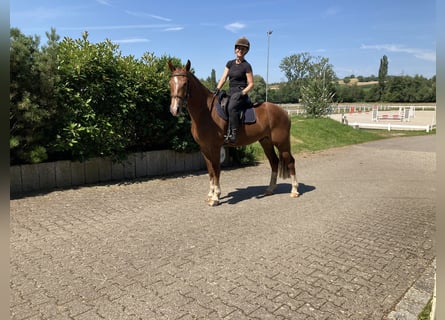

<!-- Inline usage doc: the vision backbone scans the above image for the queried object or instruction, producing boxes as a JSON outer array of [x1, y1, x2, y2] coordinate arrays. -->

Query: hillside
[[338, 78, 378, 86]]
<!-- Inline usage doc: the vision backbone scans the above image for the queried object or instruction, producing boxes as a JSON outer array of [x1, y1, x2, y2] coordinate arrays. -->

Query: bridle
[[170, 72, 190, 105], [170, 70, 218, 113]]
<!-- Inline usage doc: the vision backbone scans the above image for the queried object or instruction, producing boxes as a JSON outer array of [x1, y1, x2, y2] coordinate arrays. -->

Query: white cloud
[[164, 27, 183, 31], [322, 7, 340, 18], [149, 14, 172, 22], [61, 24, 177, 31], [361, 44, 436, 62], [125, 11, 172, 22], [112, 38, 150, 44], [96, 0, 111, 6], [224, 22, 246, 33], [14, 7, 71, 20]]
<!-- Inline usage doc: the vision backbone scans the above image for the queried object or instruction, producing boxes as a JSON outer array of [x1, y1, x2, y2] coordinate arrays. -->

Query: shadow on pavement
[[220, 182, 315, 204]]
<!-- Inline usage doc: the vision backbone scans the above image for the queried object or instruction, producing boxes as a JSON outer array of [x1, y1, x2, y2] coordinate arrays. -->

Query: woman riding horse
[[168, 60, 299, 206], [215, 37, 254, 144]]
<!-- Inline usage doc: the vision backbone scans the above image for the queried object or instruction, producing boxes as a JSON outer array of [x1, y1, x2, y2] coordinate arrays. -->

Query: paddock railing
[[280, 104, 436, 115]]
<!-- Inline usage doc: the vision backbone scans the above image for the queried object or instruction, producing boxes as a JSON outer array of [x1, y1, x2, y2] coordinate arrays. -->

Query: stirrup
[[228, 129, 237, 144], [224, 129, 236, 144], [224, 130, 231, 144]]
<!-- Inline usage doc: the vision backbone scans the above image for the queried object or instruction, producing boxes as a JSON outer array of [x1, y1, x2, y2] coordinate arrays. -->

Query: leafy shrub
[[10, 28, 199, 165]]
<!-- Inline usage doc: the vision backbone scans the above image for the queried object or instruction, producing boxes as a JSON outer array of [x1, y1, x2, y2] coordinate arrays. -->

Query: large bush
[[10, 28, 199, 165]]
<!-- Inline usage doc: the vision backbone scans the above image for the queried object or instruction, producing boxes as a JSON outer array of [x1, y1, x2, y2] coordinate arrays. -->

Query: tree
[[383, 75, 436, 103], [279, 53, 336, 105], [209, 69, 217, 89], [249, 75, 266, 102], [300, 62, 335, 117], [279, 52, 312, 83], [201, 69, 218, 90], [378, 55, 388, 101], [280, 53, 336, 115], [277, 81, 300, 103], [10, 28, 59, 164]]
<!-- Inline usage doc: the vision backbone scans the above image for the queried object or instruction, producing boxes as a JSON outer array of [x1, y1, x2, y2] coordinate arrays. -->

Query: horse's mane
[[187, 70, 212, 95]]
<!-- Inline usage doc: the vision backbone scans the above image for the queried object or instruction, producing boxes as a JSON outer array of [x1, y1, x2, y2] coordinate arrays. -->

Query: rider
[[215, 37, 254, 144]]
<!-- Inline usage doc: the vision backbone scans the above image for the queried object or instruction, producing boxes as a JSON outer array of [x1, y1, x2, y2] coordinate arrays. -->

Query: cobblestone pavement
[[10, 135, 436, 320]]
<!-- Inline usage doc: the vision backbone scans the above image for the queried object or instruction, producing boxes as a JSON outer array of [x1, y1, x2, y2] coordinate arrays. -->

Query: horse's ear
[[185, 59, 191, 71], [168, 60, 175, 72]]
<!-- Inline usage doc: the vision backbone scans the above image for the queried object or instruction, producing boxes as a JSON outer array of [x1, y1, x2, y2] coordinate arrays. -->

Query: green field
[[248, 115, 435, 161]]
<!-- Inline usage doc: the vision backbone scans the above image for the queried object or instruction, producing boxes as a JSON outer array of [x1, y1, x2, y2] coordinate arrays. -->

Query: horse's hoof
[[290, 192, 300, 198], [208, 200, 219, 207]]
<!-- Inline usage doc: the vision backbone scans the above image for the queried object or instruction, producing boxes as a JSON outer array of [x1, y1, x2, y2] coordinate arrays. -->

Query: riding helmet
[[235, 37, 250, 53]]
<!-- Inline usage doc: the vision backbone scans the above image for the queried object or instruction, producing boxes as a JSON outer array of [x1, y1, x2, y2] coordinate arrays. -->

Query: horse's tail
[[278, 153, 291, 179]]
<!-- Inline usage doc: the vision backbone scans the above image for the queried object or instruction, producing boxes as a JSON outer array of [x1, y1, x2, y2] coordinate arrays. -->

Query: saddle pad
[[215, 101, 256, 124]]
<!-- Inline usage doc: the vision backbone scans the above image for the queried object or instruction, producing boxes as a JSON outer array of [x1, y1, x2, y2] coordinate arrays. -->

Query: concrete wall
[[10, 150, 206, 196]]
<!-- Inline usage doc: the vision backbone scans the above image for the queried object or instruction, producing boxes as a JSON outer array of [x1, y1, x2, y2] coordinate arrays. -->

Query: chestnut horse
[[168, 60, 299, 206]]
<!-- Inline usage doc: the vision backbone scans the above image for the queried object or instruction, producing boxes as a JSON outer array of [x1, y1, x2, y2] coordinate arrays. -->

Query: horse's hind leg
[[276, 137, 299, 197], [281, 150, 299, 197], [259, 138, 279, 195]]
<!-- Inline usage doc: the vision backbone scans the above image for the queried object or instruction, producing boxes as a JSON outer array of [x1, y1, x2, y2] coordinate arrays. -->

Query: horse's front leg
[[265, 171, 278, 196], [260, 138, 279, 196], [207, 178, 214, 202], [203, 154, 221, 206], [208, 175, 221, 206]]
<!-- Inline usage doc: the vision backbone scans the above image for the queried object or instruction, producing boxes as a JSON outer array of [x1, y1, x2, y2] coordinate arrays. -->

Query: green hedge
[[10, 28, 199, 165]]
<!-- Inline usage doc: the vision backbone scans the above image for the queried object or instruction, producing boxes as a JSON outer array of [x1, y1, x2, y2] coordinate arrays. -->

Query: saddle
[[215, 92, 257, 124]]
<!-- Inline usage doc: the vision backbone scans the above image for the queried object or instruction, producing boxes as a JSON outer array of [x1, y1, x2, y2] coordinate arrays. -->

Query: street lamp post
[[266, 30, 273, 103]]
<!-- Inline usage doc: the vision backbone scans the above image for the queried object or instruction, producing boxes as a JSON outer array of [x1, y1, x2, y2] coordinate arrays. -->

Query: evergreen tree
[[202, 69, 217, 90], [300, 68, 335, 117], [378, 55, 388, 101], [10, 28, 57, 164]]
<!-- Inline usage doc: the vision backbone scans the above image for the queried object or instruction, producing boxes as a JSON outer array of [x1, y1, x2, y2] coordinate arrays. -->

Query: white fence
[[349, 122, 436, 132], [281, 104, 436, 132]]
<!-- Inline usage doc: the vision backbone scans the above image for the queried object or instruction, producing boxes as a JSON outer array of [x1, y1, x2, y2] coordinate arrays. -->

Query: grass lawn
[[417, 298, 433, 320], [248, 115, 435, 161]]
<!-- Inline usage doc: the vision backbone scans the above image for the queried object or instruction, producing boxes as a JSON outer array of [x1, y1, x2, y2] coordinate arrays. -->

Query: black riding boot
[[229, 128, 237, 144], [225, 111, 240, 144]]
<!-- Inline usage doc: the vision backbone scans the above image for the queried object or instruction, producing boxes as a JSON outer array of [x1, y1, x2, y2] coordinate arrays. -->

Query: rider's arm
[[216, 67, 230, 90], [242, 72, 254, 95]]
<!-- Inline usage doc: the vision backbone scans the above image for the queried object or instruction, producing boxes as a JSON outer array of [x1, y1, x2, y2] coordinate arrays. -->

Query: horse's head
[[168, 60, 191, 116]]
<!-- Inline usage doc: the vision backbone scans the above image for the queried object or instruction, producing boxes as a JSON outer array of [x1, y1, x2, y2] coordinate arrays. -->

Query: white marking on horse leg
[[290, 174, 299, 198], [265, 171, 278, 195], [207, 178, 214, 201], [214, 181, 221, 199], [209, 180, 220, 206]]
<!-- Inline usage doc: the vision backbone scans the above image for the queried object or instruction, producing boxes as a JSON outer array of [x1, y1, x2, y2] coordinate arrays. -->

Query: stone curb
[[10, 150, 206, 196], [387, 258, 436, 320]]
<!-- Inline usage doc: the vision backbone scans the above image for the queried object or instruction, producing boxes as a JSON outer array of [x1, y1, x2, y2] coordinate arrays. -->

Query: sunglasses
[[235, 46, 247, 51]]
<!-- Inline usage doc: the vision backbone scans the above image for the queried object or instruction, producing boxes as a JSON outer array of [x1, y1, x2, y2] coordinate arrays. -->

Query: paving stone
[[10, 136, 435, 320]]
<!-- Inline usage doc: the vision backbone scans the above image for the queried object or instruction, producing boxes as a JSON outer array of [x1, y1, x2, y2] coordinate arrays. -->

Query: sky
[[10, 0, 436, 83]]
